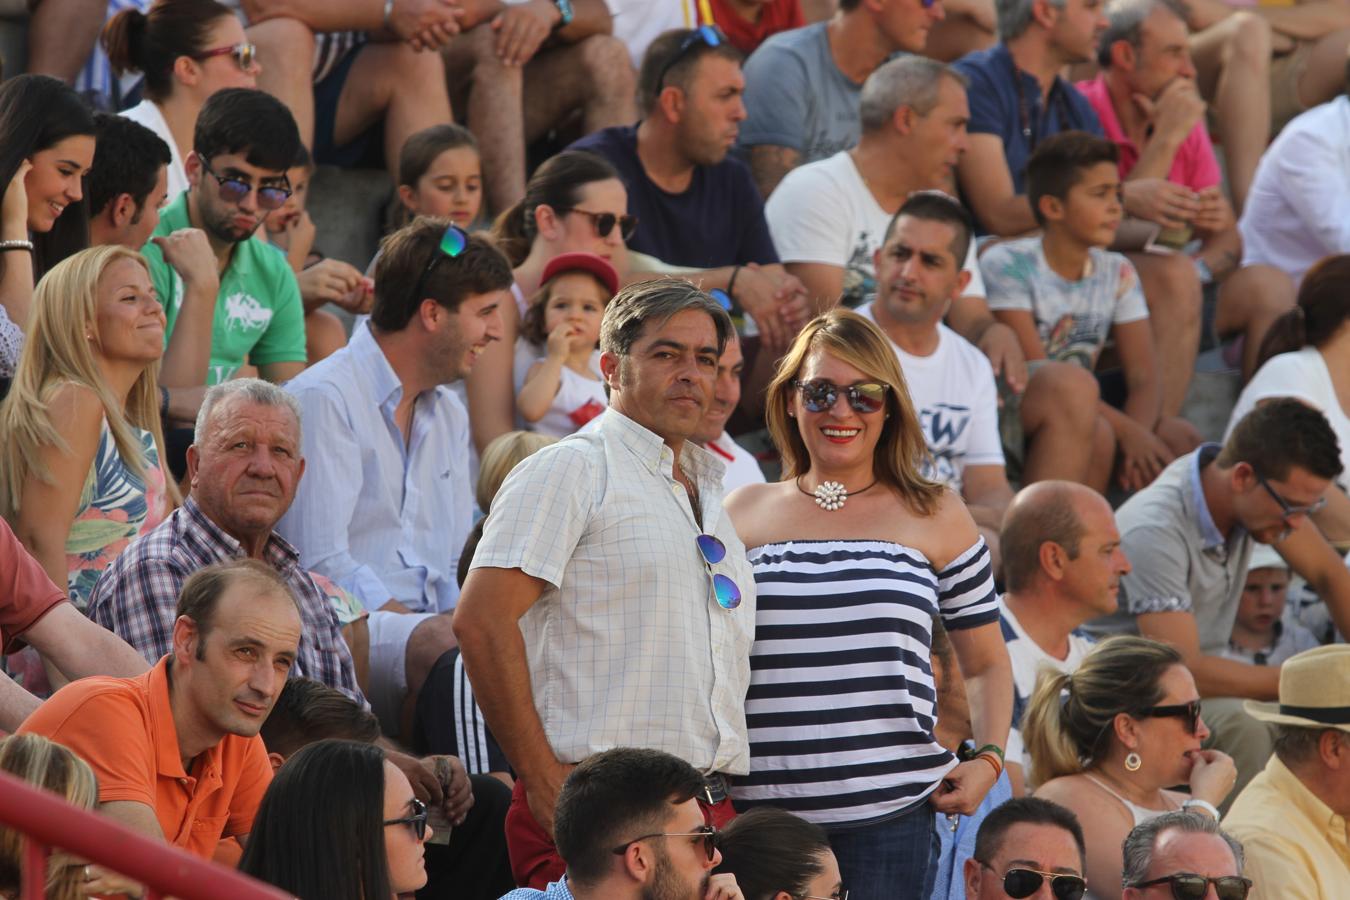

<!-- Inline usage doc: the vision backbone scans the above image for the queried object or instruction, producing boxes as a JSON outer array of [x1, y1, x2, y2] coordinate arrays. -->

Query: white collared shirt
[[472, 408, 756, 773]]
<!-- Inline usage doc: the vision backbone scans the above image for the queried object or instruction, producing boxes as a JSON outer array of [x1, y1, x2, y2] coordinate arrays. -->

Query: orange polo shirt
[[18, 656, 272, 858]]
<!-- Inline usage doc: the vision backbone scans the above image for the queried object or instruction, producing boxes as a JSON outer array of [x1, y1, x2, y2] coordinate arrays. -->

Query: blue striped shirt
[[733, 538, 999, 825]]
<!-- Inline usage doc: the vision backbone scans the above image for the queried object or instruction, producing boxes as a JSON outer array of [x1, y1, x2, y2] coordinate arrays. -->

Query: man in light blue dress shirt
[[278, 219, 513, 737]]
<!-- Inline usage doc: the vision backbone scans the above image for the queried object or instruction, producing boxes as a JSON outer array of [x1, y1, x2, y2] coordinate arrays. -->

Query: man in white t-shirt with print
[[859, 192, 1015, 570], [997, 480, 1130, 793], [862, 194, 1103, 531], [767, 55, 1029, 397]]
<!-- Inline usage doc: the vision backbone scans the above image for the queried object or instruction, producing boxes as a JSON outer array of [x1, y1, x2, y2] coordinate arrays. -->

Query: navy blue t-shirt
[[952, 43, 1104, 205], [569, 125, 780, 269]]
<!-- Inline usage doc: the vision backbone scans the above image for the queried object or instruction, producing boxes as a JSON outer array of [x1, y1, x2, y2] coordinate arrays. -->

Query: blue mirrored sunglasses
[[696, 534, 741, 610]]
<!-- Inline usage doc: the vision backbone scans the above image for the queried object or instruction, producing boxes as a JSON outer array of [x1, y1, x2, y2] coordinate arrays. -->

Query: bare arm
[[1113, 318, 1162, 430], [956, 135, 1039, 237], [991, 308, 1048, 361], [99, 800, 166, 841], [257, 361, 306, 384], [748, 145, 801, 201], [0, 678, 40, 732], [24, 602, 150, 679], [452, 566, 570, 832], [12, 385, 105, 592], [560, 0, 614, 40], [961, 465, 1014, 527], [1136, 609, 1280, 698], [0, 161, 34, 334], [784, 262, 843, 312], [153, 230, 220, 389]]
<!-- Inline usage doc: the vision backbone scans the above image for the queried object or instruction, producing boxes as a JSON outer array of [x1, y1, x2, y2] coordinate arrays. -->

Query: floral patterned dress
[[65, 419, 167, 610]]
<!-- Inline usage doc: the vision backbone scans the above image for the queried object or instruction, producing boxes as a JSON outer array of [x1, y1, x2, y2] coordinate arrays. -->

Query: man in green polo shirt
[[142, 88, 307, 387]]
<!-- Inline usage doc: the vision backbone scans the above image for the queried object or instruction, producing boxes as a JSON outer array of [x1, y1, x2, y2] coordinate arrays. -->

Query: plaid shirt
[[86, 497, 363, 702]]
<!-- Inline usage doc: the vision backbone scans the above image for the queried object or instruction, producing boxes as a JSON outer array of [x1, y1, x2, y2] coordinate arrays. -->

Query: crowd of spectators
[[0, 0, 1349, 897]]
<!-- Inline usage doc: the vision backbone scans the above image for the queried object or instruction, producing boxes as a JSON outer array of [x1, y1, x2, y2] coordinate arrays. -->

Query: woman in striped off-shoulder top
[[724, 309, 1013, 900]]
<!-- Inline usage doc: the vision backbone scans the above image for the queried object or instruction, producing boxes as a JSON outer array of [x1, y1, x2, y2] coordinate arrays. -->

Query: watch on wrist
[[552, 0, 574, 27]]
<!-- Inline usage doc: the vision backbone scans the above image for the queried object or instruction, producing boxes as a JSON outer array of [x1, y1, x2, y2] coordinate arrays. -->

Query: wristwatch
[[552, 0, 574, 27]]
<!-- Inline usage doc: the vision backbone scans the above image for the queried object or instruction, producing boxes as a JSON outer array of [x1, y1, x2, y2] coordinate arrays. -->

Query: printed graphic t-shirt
[[143, 193, 306, 385]]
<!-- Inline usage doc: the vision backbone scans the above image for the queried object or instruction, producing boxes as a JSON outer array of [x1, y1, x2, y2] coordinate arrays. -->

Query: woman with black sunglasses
[[724, 309, 1012, 900], [240, 739, 434, 900], [1024, 636, 1237, 900]]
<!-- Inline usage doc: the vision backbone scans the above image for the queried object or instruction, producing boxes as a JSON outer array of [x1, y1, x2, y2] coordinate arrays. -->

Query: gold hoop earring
[[1125, 751, 1142, 772]]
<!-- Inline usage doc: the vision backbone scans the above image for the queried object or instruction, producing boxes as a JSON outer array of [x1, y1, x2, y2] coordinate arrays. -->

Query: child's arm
[[990, 309, 1049, 362], [516, 358, 566, 423], [1112, 318, 1162, 431]]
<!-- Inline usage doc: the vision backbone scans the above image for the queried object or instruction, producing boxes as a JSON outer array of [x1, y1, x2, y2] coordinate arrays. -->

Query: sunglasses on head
[[696, 534, 742, 610], [193, 41, 257, 72], [980, 864, 1086, 900], [407, 223, 470, 306], [199, 156, 291, 210], [558, 208, 637, 242], [1140, 699, 1202, 736], [1129, 874, 1252, 900], [383, 797, 428, 841], [611, 824, 718, 861], [793, 379, 889, 414], [655, 25, 726, 91], [1255, 471, 1328, 523]]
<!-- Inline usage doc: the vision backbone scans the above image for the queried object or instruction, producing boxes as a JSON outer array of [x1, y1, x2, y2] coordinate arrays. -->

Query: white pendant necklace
[[796, 477, 878, 512]]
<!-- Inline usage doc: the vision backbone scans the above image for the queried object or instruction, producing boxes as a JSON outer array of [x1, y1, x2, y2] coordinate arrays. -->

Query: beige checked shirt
[[472, 408, 756, 774]]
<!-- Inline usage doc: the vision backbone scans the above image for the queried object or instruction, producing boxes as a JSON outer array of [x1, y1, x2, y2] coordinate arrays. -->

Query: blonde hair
[[476, 430, 557, 512], [1021, 636, 1183, 787], [0, 245, 175, 518], [765, 309, 942, 516], [0, 734, 98, 900]]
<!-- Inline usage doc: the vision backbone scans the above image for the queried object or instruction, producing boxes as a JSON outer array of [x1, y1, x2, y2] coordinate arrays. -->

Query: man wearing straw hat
[[1224, 645, 1350, 899]]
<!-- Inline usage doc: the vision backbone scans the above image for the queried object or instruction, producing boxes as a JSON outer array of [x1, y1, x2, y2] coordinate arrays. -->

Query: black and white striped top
[[732, 538, 999, 826]]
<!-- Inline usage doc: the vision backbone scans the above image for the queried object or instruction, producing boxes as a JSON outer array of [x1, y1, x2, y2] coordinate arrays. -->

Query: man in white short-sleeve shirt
[[997, 481, 1128, 792], [766, 56, 1029, 395], [453, 279, 755, 890]]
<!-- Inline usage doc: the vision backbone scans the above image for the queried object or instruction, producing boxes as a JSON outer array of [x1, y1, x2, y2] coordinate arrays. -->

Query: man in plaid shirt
[[86, 378, 363, 702]]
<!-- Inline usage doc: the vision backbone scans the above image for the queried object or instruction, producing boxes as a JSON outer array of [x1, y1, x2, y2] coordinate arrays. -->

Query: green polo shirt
[[143, 193, 306, 385]]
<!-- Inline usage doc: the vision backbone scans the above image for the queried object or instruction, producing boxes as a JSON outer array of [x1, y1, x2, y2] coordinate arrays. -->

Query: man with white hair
[[1226, 645, 1350, 899], [87, 378, 361, 701]]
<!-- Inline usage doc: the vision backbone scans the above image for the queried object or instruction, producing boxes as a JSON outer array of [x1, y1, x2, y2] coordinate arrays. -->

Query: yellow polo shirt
[[1226, 755, 1350, 900]]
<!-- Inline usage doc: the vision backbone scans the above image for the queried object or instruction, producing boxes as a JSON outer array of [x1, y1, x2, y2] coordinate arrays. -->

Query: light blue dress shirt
[[278, 324, 472, 613]]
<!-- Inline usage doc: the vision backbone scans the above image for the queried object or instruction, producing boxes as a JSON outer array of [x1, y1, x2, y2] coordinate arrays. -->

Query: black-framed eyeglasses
[[1140, 699, 1202, 736], [655, 25, 726, 91], [979, 863, 1086, 900], [611, 824, 718, 861], [383, 797, 428, 841], [1255, 472, 1327, 523], [557, 208, 637, 242], [193, 41, 257, 72], [407, 223, 470, 308], [793, 379, 889, 415], [1128, 873, 1252, 900], [198, 156, 291, 210], [696, 534, 741, 610]]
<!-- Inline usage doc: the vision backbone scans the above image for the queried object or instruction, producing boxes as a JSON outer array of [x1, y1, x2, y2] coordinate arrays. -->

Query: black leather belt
[[701, 773, 730, 805]]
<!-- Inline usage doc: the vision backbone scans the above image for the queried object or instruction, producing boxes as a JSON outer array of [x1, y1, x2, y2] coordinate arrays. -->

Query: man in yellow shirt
[[1225, 644, 1350, 900]]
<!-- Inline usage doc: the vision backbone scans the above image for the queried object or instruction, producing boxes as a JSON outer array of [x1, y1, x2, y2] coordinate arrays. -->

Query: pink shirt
[[1076, 74, 1222, 192]]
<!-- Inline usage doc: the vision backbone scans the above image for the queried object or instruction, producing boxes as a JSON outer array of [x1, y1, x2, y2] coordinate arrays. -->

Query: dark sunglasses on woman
[[559, 208, 638, 242], [383, 797, 428, 841], [1141, 699, 1202, 735]]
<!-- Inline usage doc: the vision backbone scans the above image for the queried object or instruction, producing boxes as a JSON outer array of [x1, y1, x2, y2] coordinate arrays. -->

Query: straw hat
[[1245, 644, 1350, 731]]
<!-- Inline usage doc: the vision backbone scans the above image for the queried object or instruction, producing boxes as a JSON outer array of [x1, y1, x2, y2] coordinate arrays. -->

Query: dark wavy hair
[[0, 75, 95, 279], [238, 739, 393, 900], [103, 0, 236, 103]]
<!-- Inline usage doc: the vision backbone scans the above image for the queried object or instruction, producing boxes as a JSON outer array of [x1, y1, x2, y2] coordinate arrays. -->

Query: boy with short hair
[[981, 130, 1198, 492]]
